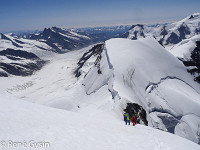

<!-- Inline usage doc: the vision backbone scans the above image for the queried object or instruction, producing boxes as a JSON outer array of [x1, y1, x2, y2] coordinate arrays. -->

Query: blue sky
[[0, 0, 200, 33]]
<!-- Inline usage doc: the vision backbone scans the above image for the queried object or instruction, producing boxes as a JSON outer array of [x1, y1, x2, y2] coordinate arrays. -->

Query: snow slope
[[170, 34, 200, 82], [170, 34, 200, 60], [1, 38, 200, 145], [1, 93, 200, 150], [0, 45, 113, 114], [82, 38, 200, 144]]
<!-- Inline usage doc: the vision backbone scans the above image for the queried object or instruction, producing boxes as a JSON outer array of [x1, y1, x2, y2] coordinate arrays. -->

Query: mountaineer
[[124, 113, 130, 125]]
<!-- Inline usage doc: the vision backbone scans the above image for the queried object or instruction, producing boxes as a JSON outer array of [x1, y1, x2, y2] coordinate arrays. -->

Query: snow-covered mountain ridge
[[170, 34, 200, 83], [1, 38, 200, 146], [122, 13, 200, 47], [1, 13, 200, 148], [0, 33, 55, 77], [81, 38, 200, 144], [0, 25, 130, 76], [0, 48, 46, 77], [24, 25, 131, 52]]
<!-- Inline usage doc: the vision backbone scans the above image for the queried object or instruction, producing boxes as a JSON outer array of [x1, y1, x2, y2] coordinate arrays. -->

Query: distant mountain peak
[[123, 12, 200, 46], [189, 12, 200, 19]]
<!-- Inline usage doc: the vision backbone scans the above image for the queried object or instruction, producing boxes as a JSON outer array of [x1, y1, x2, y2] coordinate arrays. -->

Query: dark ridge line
[[145, 76, 199, 94]]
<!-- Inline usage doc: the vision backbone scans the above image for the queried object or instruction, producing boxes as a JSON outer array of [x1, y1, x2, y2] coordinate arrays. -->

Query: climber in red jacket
[[131, 115, 137, 126]]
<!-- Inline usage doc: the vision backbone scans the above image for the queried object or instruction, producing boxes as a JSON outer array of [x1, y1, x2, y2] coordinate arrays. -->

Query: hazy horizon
[[1, 0, 200, 33]]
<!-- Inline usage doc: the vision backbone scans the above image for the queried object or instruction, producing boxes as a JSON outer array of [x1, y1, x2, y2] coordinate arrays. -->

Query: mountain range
[[0, 13, 200, 149], [122, 13, 200, 47], [0, 25, 130, 76]]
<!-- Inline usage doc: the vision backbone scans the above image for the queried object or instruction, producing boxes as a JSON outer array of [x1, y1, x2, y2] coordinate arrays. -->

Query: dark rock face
[[165, 24, 190, 45], [122, 15, 199, 46], [180, 41, 200, 83], [0, 62, 44, 76], [0, 48, 39, 60], [30, 27, 91, 53], [189, 15, 194, 19], [28, 26, 130, 53], [129, 24, 144, 30], [124, 103, 148, 126], [0, 71, 8, 77], [120, 24, 147, 40], [178, 23, 191, 39], [160, 26, 168, 36], [0, 48, 46, 77], [127, 24, 145, 40], [191, 41, 200, 83], [195, 28, 200, 34], [179, 58, 196, 67], [0, 33, 23, 48], [14, 39, 25, 44], [74, 44, 104, 78], [166, 32, 180, 45], [191, 41, 200, 69]]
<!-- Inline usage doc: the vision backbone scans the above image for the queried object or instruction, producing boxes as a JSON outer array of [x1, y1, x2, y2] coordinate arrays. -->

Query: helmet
[[127, 113, 129, 115]]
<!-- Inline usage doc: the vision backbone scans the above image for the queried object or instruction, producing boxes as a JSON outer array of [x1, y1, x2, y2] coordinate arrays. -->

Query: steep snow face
[[123, 13, 200, 47], [170, 34, 200, 60], [1, 94, 200, 150], [170, 34, 200, 83], [82, 38, 200, 144], [0, 45, 115, 116]]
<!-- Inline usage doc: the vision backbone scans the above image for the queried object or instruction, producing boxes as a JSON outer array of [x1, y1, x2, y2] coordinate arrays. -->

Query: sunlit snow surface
[[170, 34, 200, 60], [0, 94, 200, 150], [0, 38, 200, 148]]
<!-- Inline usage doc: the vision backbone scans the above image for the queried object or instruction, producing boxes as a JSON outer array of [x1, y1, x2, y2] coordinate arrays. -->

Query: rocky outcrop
[[124, 103, 148, 126], [0, 48, 46, 77], [0, 33, 22, 48], [27, 26, 130, 53], [191, 41, 200, 82], [74, 44, 104, 77], [30, 27, 91, 53]]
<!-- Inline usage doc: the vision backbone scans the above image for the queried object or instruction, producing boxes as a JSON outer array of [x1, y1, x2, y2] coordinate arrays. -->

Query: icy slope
[[170, 34, 200, 60], [1, 94, 200, 150], [82, 38, 200, 144]]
